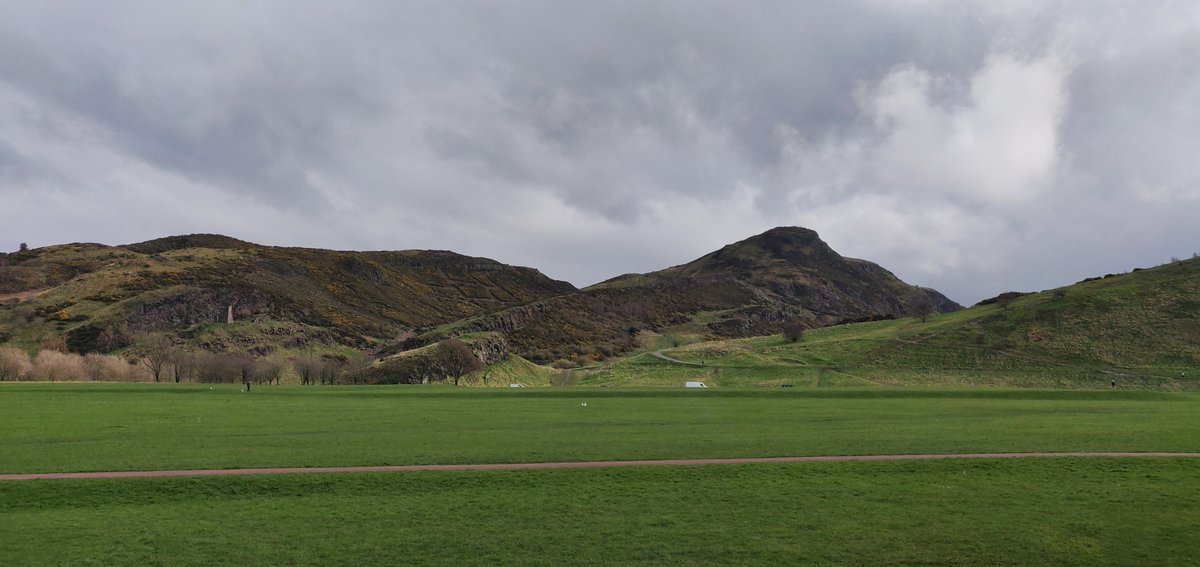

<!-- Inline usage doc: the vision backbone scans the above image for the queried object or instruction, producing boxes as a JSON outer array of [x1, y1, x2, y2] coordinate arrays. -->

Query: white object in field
[[581, 402, 588, 406], [685, 381, 707, 388], [509, 384, 525, 388]]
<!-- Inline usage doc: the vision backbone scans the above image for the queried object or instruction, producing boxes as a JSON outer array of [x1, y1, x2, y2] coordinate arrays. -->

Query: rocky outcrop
[[125, 287, 276, 332]]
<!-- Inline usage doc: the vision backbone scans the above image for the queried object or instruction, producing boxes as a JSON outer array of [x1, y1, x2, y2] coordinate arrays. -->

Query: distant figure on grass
[[1110, 380, 1116, 389]]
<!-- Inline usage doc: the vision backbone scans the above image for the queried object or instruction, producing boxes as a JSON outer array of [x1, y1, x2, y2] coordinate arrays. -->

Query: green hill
[[571, 257, 1200, 389]]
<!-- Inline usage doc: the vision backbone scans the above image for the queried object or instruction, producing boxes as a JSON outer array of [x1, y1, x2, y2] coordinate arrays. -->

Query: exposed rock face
[[125, 288, 276, 332], [405, 226, 961, 362], [0, 235, 575, 354]]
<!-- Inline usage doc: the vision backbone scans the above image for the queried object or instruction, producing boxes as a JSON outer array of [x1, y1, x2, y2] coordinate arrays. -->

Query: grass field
[[2, 384, 1198, 565], [2, 384, 1198, 474], [2, 459, 1198, 565]]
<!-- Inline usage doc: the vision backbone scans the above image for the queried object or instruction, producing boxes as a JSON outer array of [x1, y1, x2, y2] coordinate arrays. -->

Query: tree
[[0, 347, 32, 381], [318, 354, 346, 385], [229, 353, 256, 391], [255, 354, 288, 386], [433, 339, 484, 386], [28, 350, 85, 382], [781, 319, 805, 343], [294, 354, 321, 385], [173, 348, 198, 383], [18, 243, 28, 252], [912, 296, 935, 323], [135, 334, 175, 383]]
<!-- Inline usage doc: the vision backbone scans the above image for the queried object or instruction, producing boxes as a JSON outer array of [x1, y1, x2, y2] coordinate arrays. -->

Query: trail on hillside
[[3, 453, 1198, 481], [650, 351, 706, 367]]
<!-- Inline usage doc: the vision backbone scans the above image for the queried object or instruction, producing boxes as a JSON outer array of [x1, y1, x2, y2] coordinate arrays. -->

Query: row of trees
[[0, 348, 146, 382], [0, 345, 358, 385]]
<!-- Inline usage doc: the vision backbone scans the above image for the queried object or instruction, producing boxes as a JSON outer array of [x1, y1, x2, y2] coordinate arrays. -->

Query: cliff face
[[401, 227, 960, 363]]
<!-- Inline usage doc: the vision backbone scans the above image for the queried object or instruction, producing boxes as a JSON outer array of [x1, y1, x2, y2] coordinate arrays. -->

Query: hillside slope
[[0, 235, 574, 353], [406, 227, 959, 364], [583, 256, 1200, 389]]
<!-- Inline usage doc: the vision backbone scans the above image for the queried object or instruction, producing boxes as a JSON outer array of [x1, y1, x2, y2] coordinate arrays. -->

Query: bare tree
[[29, 350, 85, 382], [434, 339, 484, 385], [173, 348, 198, 383], [294, 354, 320, 385], [255, 354, 288, 385], [135, 334, 175, 383], [912, 296, 935, 323], [229, 353, 256, 391], [0, 347, 32, 381], [781, 318, 805, 343]]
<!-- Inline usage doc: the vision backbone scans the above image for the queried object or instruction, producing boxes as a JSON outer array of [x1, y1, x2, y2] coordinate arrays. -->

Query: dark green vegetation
[[3, 459, 1198, 566], [2, 384, 1197, 474]]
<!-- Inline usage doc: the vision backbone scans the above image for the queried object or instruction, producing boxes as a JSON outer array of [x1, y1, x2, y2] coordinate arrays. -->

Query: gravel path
[[3, 452, 1198, 481]]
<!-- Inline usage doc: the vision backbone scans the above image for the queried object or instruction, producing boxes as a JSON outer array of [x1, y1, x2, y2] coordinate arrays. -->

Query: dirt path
[[651, 351, 706, 367], [3, 453, 1198, 481]]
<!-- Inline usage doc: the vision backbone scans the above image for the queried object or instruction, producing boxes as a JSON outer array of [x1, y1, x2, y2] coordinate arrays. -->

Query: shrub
[[782, 319, 805, 343], [0, 347, 32, 381], [81, 353, 137, 382], [28, 350, 86, 382]]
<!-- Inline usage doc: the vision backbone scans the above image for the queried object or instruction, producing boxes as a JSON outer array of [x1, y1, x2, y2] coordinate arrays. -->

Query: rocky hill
[[0, 228, 958, 368], [401, 227, 959, 364], [0, 235, 574, 354]]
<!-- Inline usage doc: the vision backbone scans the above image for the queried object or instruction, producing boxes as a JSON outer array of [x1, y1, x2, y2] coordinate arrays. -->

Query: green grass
[[2, 459, 1197, 566], [2, 384, 1198, 565], [564, 257, 1200, 389], [460, 355, 563, 387], [1, 384, 1198, 474]]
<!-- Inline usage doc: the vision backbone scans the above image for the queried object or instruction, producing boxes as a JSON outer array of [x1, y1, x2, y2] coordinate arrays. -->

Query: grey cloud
[[1, 1, 1198, 304]]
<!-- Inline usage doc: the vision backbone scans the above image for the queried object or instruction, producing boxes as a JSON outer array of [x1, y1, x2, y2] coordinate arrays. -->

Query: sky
[[2, 1, 1198, 304]]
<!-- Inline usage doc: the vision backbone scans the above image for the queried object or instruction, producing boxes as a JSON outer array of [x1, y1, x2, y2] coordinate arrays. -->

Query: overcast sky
[[2, 1, 1198, 304]]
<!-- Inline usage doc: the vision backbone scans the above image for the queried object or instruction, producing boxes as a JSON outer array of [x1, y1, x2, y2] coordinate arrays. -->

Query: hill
[[402, 227, 959, 365], [571, 256, 1200, 389], [0, 235, 574, 354]]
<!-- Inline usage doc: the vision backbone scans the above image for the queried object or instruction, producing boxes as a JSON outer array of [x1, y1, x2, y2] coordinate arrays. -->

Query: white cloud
[[867, 48, 1072, 206]]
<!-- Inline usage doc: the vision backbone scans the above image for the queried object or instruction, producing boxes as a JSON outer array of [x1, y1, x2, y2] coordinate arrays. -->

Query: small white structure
[[509, 384, 525, 388], [684, 381, 707, 388]]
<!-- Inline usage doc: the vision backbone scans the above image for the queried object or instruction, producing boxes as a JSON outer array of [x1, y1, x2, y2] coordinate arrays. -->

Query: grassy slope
[[459, 355, 564, 387], [1, 384, 1196, 474], [574, 257, 1200, 389], [2, 459, 1197, 566]]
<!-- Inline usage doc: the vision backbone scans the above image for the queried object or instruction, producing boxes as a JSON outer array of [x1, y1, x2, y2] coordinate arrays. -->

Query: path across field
[[3, 452, 1198, 481]]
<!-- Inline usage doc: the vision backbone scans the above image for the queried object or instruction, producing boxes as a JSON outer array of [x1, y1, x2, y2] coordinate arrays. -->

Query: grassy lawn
[[2, 384, 1198, 565], [1, 384, 1198, 473], [2, 458, 1197, 566]]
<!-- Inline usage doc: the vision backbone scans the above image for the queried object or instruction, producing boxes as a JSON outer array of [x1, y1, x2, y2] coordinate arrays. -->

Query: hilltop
[[399, 227, 959, 365]]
